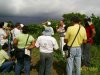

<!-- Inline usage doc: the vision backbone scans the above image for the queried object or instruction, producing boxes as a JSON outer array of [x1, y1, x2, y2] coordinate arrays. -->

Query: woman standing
[[13, 26, 35, 75]]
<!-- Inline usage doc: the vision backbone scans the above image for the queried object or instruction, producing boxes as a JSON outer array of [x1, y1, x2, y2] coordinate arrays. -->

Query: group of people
[[56, 16, 96, 75], [0, 16, 96, 75]]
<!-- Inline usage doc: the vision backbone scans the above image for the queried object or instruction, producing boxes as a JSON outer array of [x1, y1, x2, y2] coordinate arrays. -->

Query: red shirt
[[85, 24, 95, 44]]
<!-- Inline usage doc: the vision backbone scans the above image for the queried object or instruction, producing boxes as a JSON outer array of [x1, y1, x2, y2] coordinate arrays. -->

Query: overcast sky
[[0, 0, 100, 24]]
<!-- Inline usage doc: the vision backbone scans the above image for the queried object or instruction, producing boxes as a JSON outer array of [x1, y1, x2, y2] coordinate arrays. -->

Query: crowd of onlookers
[[0, 16, 96, 75]]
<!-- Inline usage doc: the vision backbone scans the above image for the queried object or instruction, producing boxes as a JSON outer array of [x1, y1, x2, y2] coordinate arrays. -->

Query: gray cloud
[[0, 0, 100, 16], [0, 0, 100, 24]]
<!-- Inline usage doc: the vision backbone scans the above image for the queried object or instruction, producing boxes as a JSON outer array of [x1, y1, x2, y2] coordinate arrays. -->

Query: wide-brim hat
[[42, 27, 52, 36]]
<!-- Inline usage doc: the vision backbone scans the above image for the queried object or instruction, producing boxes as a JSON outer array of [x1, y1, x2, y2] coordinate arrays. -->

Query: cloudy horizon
[[0, 0, 100, 24]]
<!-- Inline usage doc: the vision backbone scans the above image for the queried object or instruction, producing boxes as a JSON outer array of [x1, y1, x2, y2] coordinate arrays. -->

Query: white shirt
[[11, 28, 22, 40], [0, 28, 8, 45], [35, 35, 59, 53]]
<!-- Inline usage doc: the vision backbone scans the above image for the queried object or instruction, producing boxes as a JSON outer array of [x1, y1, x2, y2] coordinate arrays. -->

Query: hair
[[2, 43, 8, 49], [15, 22, 21, 27], [84, 18, 90, 27], [71, 16, 81, 23], [0, 22, 4, 28], [22, 26, 28, 34]]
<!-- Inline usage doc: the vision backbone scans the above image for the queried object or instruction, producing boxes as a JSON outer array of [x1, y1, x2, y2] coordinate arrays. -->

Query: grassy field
[[0, 45, 100, 75], [0, 33, 100, 75]]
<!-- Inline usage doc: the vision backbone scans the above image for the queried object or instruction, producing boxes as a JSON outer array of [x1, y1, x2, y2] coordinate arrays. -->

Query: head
[[60, 20, 64, 27], [2, 43, 8, 51], [20, 24, 24, 28], [46, 21, 51, 26], [22, 26, 28, 34], [7, 24, 14, 31], [15, 22, 21, 29], [0, 22, 4, 28], [71, 16, 81, 24], [84, 17, 91, 27], [3, 22, 8, 29], [42, 27, 52, 36]]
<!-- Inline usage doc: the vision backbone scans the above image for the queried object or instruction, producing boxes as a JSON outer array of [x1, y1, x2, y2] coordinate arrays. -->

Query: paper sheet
[[25, 49, 30, 56]]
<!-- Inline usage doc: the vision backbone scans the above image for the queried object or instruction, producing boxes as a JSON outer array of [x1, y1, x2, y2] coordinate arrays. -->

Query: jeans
[[0, 61, 14, 74], [81, 43, 91, 66], [39, 52, 53, 75], [66, 46, 81, 75], [15, 55, 31, 75]]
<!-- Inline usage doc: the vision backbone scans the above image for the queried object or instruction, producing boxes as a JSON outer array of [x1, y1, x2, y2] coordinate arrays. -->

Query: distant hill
[[0, 16, 61, 25]]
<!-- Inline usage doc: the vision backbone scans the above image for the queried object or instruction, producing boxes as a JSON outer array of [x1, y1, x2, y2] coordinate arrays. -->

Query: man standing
[[64, 16, 87, 75], [82, 17, 96, 67], [35, 27, 59, 75]]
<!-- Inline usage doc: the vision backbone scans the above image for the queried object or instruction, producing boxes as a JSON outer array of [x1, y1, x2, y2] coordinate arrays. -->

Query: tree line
[[7, 13, 100, 45]]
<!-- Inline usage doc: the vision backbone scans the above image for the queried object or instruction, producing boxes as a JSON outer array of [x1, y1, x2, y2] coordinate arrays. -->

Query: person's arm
[[13, 38, 18, 46], [83, 27, 87, 44], [26, 40, 35, 50], [88, 20, 96, 38], [91, 28, 96, 38], [35, 37, 40, 48], [53, 39, 59, 50], [64, 39, 68, 43]]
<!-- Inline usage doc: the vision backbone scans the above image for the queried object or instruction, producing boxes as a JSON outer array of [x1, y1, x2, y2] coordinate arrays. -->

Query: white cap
[[3, 22, 8, 29], [20, 24, 24, 28], [47, 21, 51, 26]]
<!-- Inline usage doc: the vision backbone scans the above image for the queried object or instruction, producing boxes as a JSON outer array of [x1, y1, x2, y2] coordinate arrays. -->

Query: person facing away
[[0, 43, 15, 75], [81, 17, 96, 67], [13, 25, 35, 75], [56, 20, 66, 56], [64, 16, 87, 75], [35, 27, 59, 75]]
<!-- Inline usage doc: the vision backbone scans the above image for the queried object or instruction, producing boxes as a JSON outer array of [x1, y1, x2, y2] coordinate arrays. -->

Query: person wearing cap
[[56, 20, 66, 57], [42, 21, 54, 36], [0, 43, 15, 75], [64, 16, 87, 75], [81, 17, 96, 67], [35, 27, 59, 75]]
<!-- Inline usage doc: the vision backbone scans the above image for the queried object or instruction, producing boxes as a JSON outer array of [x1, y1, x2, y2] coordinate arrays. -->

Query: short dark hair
[[22, 26, 28, 34], [71, 16, 81, 23], [2, 43, 8, 49]]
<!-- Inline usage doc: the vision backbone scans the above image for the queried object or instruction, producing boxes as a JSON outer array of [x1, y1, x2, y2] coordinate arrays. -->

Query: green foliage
[[91, 15, 100, 45], [62, 12, 86, 27], [27, 24, 44, 38], [62, 13, 100, 45]]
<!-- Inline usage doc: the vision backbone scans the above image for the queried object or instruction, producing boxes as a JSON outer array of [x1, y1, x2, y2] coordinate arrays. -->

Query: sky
[[0, 0, 100, 24]]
